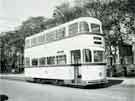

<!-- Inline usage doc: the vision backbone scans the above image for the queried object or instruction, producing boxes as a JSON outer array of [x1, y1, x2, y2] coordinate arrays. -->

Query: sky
[[0, 0, 66, 33]]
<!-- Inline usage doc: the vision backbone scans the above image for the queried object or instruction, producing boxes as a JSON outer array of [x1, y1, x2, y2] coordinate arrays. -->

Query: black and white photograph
[[0, 0, 135, 101]]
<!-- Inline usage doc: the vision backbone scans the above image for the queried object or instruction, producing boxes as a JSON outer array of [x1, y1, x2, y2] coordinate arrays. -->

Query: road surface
[[0, 79, 134, 101]]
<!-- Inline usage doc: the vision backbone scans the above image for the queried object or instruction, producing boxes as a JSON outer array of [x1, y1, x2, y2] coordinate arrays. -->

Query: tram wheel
[[34, 78, 41, 83], [52, 80, 58, 85], [57, 80, 64, 86]]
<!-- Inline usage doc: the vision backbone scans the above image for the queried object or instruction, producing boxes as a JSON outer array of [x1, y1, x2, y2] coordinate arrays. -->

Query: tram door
[[71, 50, 81, 84]]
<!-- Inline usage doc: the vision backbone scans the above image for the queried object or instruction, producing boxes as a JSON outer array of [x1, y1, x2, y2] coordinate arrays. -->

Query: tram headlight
[[99, 72, 102, 77], [78, 74, 82, 78]]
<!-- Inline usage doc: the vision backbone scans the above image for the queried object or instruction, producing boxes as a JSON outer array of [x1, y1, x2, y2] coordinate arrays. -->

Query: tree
[[53, 2, 88, 24], [18, 16, 48, 37]]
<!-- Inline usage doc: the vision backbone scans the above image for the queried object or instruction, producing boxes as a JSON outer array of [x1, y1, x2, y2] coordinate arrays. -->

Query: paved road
[[0, 79, 134, 101]]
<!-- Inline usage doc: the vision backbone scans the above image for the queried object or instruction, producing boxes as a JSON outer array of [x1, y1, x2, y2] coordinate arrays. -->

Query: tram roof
[[25, 17, 101, 40]]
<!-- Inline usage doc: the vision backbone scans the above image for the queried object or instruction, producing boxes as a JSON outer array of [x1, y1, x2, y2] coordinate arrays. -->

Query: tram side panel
[[25, 65, 107, 85], [80, 65, 107, 82], [25, 66, 74, 80]]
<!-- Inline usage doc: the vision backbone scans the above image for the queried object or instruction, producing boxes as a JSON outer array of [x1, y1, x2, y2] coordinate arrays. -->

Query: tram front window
[[83, 49, 92, 63], [79, 22, 89, 33], [94, 51, 104, 62], [91, 24, 100, 33]]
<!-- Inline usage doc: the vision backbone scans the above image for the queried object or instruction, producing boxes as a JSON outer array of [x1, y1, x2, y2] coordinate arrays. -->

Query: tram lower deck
[[25, 64, 107, 86]]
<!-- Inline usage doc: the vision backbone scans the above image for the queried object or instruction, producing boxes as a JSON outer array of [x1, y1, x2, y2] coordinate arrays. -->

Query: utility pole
[[0, 35, 6, 72], [132, 37, 135, 64], [0, 38, 2, 70]]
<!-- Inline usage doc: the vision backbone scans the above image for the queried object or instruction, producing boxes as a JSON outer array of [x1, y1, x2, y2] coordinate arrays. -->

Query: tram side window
[[69, 23, 78, 35], [79, 22, 89, 33], [39, 57, 46, 66], [94, 51, 104, 62], [25, 39, 30, 48], [83, 49, 92, 63], [32, 58, 38, 66], [56, 27, 65, 40], [31, 37, 38, 47], [46, 31, 57, 42], [91, 24, 100, 33], [56, 55, 66, 64], [38, 35, 45, 44], [24, 57, 30, 67], [47, 56, 55, 65]]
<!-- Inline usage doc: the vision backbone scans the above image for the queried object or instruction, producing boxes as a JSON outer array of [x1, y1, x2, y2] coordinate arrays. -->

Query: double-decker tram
[[24, 17, 107, 86]]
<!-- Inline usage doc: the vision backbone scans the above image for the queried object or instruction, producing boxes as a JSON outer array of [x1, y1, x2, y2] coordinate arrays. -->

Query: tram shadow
[[81, 79, 123, 89], [27, 79, 123, 89], [106, 79, 123, 87]]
